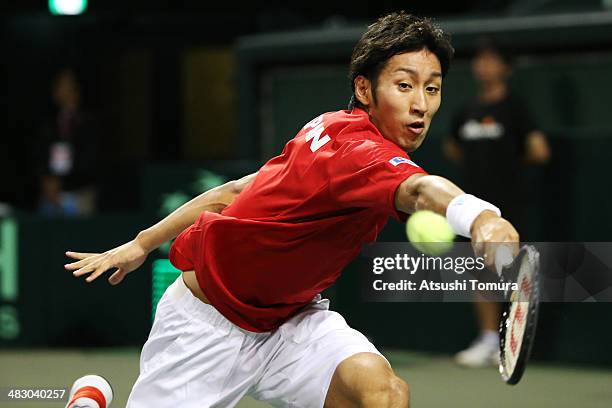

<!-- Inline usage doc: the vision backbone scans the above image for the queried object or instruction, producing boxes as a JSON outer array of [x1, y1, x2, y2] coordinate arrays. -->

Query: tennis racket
[[498, 244, 540, 385]]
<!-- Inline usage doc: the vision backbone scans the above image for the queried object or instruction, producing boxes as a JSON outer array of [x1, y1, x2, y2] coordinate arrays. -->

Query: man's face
[[356, 49, 442, 152], [53, 70, 80, 108], [472, 50, 508, 84]]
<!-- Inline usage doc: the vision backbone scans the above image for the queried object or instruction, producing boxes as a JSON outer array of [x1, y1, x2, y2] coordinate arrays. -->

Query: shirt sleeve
[[328, 141, 427, 220]]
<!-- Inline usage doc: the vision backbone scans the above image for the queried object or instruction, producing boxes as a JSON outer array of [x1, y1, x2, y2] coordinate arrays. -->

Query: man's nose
[[410, 90, 428, 116]]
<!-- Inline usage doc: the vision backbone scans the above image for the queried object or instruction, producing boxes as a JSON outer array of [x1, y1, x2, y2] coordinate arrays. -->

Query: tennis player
[[66, 12, 519, 408]]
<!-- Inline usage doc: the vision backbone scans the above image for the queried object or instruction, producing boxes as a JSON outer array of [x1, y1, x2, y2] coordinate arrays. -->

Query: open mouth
[[407, 121, 425, 135]]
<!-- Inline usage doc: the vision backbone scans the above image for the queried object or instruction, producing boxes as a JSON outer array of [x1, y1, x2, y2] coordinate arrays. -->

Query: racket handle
[[495, 245, 514, 277]]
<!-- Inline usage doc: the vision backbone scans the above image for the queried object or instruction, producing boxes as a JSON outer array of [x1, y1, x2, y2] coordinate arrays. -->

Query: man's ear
[[354, 75, 372, 108]]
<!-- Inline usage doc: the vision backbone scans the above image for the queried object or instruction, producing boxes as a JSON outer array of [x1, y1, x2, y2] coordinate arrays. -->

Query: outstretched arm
[[65, 172, 258, 285], [137, 172, 257, 252], [395, 173, 519, 265]]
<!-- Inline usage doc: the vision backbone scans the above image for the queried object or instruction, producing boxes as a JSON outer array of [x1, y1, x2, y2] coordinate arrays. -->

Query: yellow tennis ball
[[406, 210, 455, 256]]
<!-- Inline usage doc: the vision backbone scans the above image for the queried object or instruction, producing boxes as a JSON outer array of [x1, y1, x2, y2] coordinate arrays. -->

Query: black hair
[[348, 11, 454, 109], [473, 37, 514, 66]]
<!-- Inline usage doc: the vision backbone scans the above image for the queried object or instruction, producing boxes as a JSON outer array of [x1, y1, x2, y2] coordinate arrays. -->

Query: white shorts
[[126, 276, 388, 408]]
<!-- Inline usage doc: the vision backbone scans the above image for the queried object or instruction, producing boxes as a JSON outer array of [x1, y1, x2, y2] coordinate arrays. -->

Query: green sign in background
[[0, 218, 19, 340], [151, 259, 182, 319]]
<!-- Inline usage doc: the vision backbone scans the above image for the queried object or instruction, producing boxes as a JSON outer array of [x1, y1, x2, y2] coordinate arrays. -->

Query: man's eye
[[399, 83, 412, 90], [427, 86, 440, 94]]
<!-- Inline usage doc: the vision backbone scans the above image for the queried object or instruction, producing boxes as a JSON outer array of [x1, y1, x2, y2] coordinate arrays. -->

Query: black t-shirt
[[33, 109, 99, 191], [451, 94, 537, 206]]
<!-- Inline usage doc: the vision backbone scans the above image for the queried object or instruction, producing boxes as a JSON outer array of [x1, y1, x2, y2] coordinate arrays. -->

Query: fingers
[[65, 242, 143, 286], [109, 269, 125, 286], [72, 262, 102, 280], [471, 240, 484, 256], [65, 251, 99, 260], [65, 257, 98, 271], [67, 252, 115, 283], [471, 216, 520, 269], [510, 240, 520, 256], [64, 253, 101, 271], [85, 262, 113, 283], [483, 245, 497, 268]]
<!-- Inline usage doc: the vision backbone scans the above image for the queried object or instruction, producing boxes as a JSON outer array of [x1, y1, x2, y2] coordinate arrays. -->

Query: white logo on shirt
[[389, 157, 418, 167], [303, 115, 331, 153], [459, 119, 504, 140]]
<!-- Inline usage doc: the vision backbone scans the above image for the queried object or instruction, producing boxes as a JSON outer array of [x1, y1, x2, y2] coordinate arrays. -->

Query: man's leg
[[251, 305, 408, 408], [474, 297, 501, 333], [127, 276, 252, 408], [324, 352, 409, 408], [455, 284, 501, 367]]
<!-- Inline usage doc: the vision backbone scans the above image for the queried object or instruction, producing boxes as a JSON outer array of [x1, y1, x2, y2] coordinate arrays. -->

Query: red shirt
[[169, 108, 426, 332]]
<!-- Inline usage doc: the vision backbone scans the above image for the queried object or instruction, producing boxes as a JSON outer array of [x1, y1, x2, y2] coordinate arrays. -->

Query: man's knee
[[362, 374, 409, 408], [326, 352, 409, 408], [391, 376, 410, 406]]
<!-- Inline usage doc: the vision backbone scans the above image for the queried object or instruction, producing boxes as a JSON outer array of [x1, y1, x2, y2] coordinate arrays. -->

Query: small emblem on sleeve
[[389, 157, 418, 167]]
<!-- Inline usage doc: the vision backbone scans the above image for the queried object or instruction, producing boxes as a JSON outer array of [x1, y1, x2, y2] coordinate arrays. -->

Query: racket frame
[[498, 245, 541, 385]]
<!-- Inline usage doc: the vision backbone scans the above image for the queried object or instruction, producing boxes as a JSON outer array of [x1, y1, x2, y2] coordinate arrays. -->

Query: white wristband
[[446, 194, 501, 238]]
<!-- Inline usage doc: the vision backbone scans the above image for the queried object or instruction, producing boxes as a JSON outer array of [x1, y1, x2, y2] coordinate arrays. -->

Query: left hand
[[65, 239, 149, 285]]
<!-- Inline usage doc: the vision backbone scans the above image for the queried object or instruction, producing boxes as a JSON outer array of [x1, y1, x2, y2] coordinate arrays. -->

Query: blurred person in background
[[33, 68, 99, 216], [443, 39, 550, 367]]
